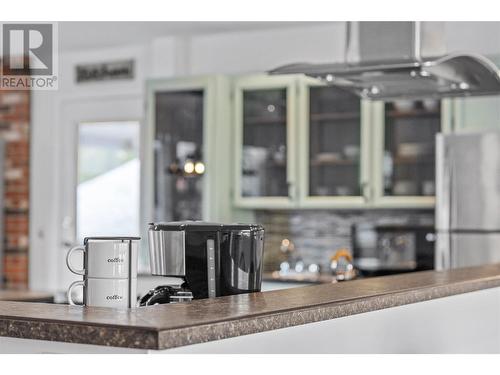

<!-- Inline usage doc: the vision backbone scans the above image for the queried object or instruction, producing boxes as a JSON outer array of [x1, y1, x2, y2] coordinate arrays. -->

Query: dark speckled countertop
[[1, 264, 500, 350]]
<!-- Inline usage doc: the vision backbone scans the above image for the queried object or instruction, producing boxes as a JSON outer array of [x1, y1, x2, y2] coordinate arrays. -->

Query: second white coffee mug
[[66, 237, 140, 279], [67, 277, 137, 308]]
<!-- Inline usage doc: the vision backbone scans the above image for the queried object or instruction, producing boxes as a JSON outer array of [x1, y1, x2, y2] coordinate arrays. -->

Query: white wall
[[445, 22, 500, 55], [189, 23, 346, 75], [29, 22, 500, 291]]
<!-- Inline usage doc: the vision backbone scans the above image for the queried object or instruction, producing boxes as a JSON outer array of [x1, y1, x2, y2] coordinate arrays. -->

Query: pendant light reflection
[[182, 160, 205, 176], [169, 159, 206, 177], [183, 161, 195, 174], [194, 161, 205, 174]]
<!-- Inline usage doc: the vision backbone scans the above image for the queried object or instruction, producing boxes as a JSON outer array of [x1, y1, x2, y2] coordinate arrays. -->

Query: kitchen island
[[1, 264, 500, 353]]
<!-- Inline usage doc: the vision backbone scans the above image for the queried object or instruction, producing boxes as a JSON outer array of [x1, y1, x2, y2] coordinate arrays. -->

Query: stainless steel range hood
[[270, 22, 500, 100]]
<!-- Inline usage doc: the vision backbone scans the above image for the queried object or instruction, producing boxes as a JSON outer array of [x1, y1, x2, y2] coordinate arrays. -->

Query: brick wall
[[0, 88, 30, 289]]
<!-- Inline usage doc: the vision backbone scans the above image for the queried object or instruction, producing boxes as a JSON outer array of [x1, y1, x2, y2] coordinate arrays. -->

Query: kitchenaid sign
[[1, 22, 58, 90]]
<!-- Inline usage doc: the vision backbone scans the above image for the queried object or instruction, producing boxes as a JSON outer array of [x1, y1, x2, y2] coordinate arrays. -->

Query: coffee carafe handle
[[66, 246, 86, 275]]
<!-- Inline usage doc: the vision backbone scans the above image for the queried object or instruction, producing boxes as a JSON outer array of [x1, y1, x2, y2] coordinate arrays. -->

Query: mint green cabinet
[[143, 75, 233, 227], [297, 79, 373, 208], [370, 99, 453, 208], [233, 75, 299, 209], [146, 75, 458, 224], [231, 76, 455, 210], [233, 75, 374, 209]]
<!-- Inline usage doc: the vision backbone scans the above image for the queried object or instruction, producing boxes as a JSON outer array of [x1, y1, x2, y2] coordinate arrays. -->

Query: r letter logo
[[1, 23, 58, 90]]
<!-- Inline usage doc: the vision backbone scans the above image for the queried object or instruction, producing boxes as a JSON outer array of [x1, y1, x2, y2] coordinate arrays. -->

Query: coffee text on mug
[[107, 257, 124, 263], [106, 295, 123, 300]]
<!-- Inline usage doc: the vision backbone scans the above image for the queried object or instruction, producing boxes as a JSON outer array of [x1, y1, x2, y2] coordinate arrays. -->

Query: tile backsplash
[[256, 209, 434, 273]]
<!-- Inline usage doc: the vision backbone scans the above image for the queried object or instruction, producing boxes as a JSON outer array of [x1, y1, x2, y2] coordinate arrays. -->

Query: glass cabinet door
[[306, 85, 365, 201], [241, 88, 287, 197], [154, 90, 205, 221], [235, 76, 296, 207], [382, 99, 441, 199]]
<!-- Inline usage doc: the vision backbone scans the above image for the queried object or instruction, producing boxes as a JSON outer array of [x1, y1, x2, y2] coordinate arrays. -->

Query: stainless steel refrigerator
[[436, 131, 500, 270]]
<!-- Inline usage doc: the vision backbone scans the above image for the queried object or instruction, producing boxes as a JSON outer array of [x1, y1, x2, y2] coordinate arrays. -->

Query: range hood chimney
[[270, 22, 500, 100]]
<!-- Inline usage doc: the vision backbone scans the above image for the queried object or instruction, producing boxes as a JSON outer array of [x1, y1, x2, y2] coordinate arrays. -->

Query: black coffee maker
[[140, 221, 265, 306]]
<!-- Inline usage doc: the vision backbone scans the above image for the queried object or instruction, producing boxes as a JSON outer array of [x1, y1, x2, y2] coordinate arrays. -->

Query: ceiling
[[58, 21, 329, 51]]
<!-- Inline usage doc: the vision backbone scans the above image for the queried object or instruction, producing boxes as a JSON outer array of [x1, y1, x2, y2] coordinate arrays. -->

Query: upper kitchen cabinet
[[232, 74, 454, 210], [143, 76, 232, 228], [297, 79, 372, 208], [371, 98, 453, 208], [233, 75, 299, 209]]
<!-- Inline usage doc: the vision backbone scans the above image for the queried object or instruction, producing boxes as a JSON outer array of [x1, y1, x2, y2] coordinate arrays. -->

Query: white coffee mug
[[66, 237, 139, 279], [67, 277, 137, 308]]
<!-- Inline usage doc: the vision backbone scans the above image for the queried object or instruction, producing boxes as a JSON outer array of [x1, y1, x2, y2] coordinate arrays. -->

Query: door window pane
[[241, 88, 288, 197], [383, 100, 440, 196], [77, 121, 140, 242], [155, 90, 204, 221], [309, 86, 361, 197]]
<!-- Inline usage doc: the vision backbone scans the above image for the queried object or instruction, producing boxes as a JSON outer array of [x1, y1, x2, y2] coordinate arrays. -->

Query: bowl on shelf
[[422, 180, 435, 196], [343, 145, 360, 160], [422, 99, 439, 112], [335, 186, 353, 196], [393, 100, 415, 113], [315, 186, 330, 196], [397, 142, 432, 158], [393, 180, 418, 196], [314, 152, 342, 163]]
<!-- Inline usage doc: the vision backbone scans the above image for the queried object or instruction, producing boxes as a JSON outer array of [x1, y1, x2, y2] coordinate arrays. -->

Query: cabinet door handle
[[287, 181, 295, 200], [361, 182, 371, 202]]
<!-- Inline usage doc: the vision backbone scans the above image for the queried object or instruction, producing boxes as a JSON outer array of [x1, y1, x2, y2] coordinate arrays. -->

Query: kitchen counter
[[0, 290, 54, 303], [1, 264, 500, 351]]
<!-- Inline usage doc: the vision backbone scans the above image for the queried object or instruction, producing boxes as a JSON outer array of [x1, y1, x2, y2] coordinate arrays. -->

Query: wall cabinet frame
[[233, 74, 299, 209], [370, 99, 453, 209], [142, 75, 232, 234], [232, 74, 454, 210]]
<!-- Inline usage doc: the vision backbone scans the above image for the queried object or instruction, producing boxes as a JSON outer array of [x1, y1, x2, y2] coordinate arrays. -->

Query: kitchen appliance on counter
[[329, 248, 357, 281], [436, 131, 500, 269], [352, 223, 435, 276], [140, 221, 265, 305]]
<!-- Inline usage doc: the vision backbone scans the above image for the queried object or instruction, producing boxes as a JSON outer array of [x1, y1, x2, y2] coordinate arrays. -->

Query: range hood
[[270, 22, 500, 100]]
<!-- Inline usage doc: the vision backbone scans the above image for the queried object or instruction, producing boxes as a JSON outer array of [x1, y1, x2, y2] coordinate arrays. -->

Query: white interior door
[[58, 95, 143, 294]]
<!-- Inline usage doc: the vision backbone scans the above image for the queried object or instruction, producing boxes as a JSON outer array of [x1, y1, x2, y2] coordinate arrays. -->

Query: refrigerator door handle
[[450, 159, 458, 233], [435, 134, 452, 269], [435, 232, 451, 270], [436, 134, 452, 230]]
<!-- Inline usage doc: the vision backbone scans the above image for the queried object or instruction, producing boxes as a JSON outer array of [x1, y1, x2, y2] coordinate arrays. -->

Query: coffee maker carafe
[[140, 221, 265, 305]]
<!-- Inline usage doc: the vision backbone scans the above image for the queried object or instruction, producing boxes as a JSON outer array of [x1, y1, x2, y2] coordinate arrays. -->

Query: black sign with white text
[[76, 59, 134, 83]]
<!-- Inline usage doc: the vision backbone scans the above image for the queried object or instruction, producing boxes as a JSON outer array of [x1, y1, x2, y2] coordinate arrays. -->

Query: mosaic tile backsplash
[[256, 210, 434, 273]]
